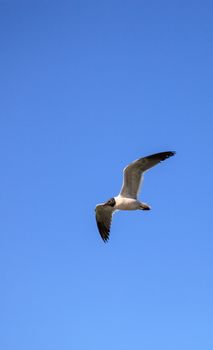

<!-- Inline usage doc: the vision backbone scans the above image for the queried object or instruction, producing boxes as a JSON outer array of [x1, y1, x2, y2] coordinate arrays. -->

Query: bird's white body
[[114, 195, 142, 210]]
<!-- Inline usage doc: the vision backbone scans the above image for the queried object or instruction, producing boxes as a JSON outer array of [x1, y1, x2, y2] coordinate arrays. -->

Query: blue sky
[[0, 1, 213, 349]]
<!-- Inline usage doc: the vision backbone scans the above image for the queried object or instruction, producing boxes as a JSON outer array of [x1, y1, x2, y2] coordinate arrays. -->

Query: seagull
[[95, 151, 175, 242]]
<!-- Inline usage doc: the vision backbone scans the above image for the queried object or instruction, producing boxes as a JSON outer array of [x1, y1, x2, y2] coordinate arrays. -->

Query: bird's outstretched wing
[[95, 205, 114, 242], [120, 151, 175, 199]]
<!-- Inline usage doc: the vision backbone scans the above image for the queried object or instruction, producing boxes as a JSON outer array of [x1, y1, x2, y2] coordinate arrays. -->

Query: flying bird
[[95, 151, 175, 242]]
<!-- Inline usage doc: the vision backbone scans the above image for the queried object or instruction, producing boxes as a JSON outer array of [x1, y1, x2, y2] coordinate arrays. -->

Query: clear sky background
[[1, 1, 213, 349]]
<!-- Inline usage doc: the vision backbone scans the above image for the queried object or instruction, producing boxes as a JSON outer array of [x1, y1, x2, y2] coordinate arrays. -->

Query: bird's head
[[103, 197, 116, 207]]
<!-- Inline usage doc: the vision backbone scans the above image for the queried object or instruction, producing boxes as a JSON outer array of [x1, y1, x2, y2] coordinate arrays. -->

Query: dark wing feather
[[95, 205, 114, 242]]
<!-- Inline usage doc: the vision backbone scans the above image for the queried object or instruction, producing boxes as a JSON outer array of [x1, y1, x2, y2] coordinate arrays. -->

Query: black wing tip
[[146, 151, 176, 161], [159, 151, 176, 162], [164, 151, 176, 158], [97, 221, 110, 243], [101, 234, 110, 243], [101, 231, 110, 243]]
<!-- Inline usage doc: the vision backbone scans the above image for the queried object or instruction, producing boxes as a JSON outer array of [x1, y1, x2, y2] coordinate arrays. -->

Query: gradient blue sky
[[1, 1, 213, 349]]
